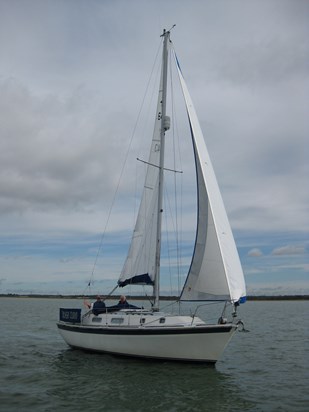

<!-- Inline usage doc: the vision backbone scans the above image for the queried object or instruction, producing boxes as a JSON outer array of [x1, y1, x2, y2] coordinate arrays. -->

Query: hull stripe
[[57, 322, 234, 335]]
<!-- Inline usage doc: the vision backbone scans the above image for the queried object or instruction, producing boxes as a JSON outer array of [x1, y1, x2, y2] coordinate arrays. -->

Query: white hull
[[57, 311, 237, 363]]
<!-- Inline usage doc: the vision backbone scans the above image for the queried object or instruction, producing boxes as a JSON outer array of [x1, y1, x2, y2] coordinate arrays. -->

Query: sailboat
[[57, 28, 246, 363]]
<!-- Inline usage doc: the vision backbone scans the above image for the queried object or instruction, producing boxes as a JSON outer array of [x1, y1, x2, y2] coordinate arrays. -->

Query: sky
[[0, 0, 308, 297]]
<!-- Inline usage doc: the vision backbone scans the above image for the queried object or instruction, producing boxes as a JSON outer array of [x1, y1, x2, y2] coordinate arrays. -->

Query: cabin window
[[159, 317, 165, 324], [111, 318, 124, 325], [92, 317, 102, 323], [140, 318, 145, 324]]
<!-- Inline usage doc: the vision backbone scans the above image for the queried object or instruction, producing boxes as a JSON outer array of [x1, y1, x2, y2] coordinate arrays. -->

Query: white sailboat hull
[[57, 312, 237, 363]]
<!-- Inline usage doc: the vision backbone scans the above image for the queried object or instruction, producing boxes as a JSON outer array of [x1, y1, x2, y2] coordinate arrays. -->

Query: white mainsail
[[118, 53, 165, 287], [174, 52, 246, 303]]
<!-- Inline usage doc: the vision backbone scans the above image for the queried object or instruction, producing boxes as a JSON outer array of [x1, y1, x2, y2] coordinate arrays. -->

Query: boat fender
[[236, 320, 250, 332]]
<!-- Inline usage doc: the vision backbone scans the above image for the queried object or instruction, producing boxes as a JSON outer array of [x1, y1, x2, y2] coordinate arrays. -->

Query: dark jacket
[[92, 300, 106, 316]]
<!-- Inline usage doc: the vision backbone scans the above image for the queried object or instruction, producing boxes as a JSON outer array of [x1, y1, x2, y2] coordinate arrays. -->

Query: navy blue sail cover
[[118, 273, 154, 287]]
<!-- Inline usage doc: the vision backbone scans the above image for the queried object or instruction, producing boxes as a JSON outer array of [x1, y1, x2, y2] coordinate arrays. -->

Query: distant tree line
[[0, 293, 308, 300]]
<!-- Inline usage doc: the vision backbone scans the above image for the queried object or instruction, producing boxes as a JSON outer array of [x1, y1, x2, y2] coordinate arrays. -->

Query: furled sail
[[118, 60, 165, 287], [174, 53, 246, 303]]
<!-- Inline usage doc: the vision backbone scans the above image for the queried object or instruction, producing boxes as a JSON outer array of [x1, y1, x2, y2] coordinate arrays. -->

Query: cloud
[[248, 248, 263, 257], [271, 245, 305, 256], [0, 77, 130, 216]]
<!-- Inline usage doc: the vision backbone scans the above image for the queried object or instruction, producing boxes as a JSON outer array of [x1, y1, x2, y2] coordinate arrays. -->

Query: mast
[[153, 29, 170, 310]]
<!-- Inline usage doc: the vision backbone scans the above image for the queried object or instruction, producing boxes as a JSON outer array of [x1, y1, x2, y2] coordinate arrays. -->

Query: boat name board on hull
[[59, 308, 81, 323]]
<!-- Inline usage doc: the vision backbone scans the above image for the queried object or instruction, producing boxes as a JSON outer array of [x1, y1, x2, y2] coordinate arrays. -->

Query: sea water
[[0, 298, 308, 411]]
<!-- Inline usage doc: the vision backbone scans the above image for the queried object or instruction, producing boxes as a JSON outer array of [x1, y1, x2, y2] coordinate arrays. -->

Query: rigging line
[[163, 187, 173, 297], [103, 284, 118, 301], [152, 42, 183, 300], [142, 285, 155, 305], [88, 39, 163, 286], [173, 45, 187, 299], [138, 52, 161, 268], [164, 172, 180, 293], [169, 44, 184, 297], [81, 282, 92, 297], [163, 183, 182, 297]]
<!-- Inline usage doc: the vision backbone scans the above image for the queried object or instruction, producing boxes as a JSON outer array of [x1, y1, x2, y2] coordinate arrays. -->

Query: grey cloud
[[0, 78, 124, 214]]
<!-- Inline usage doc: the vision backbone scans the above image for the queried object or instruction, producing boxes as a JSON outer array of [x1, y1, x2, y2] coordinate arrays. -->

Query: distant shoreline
[[0, 294, 308, 301]]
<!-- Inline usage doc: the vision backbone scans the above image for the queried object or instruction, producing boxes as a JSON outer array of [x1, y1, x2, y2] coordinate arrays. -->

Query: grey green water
[[0, 298, 308, 411]]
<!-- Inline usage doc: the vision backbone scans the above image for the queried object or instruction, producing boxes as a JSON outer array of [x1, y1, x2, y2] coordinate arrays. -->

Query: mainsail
[[118, 48, 166, 288]]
